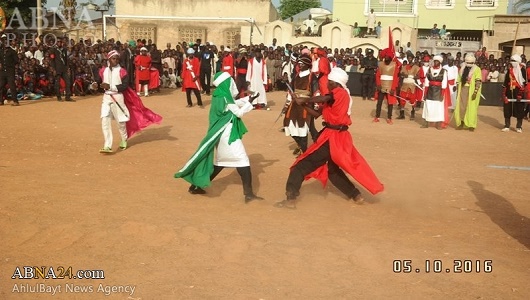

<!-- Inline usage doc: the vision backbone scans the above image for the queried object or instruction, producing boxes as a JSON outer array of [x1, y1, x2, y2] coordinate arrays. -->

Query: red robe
[[181, 57, 201, 90], [134, 55, 151, 81], [316, 56, 331, 95], [291, 87, 384, 195], [222, 54, 234, 76]]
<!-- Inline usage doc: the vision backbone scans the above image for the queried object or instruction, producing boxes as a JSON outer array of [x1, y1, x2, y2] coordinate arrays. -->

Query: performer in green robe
[[455, 54, 482, 131], [175, 72, 263, 203]]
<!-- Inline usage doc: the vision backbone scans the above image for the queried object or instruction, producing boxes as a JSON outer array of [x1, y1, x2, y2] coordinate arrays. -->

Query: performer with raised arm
[[282, 55, 313, 156], [175, 72, 263, 203], [275, 68, 384, 209]]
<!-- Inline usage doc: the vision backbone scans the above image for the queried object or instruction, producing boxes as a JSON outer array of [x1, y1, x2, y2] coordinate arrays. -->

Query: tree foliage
[[279, 0, 321, 20], [0, 0, 48, 27]]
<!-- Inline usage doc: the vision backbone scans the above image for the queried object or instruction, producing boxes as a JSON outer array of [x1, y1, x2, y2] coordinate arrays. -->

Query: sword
[[185, 60, 201, 90], [506, 98, 530, 102], [109, 93, 129, 118]]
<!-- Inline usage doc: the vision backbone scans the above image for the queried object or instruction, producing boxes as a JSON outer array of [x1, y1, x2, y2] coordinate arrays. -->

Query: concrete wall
[[110, 0, 277, 47]]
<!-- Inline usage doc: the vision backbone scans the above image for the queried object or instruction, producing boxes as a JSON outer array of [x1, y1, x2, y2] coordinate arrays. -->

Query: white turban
[[464, 54, 476, 63], [187, 48, 195, 54], [328, 67, 349, 88], [433, 55, 443, 63], [140, 47, 148, 51], [511, 54, 522, 63], [510, 54, 525, 86], [224, 47, 231, 52]]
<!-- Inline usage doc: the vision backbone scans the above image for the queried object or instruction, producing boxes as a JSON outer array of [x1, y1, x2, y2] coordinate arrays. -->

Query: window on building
[[469, 0, 495, 7], [425, 0, 455, 8], [368, 0, 416, 15]]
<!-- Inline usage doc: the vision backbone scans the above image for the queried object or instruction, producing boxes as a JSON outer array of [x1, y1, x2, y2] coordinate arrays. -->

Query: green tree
[[0, 0, 48, 28], [278, 0, 321, 20]]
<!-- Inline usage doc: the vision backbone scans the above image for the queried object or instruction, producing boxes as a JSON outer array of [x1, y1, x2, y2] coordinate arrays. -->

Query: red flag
[[388, 27, 395, 60]]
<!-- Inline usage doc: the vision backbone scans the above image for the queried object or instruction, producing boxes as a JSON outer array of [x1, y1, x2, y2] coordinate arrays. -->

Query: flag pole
[[511, 21, 520, 55]]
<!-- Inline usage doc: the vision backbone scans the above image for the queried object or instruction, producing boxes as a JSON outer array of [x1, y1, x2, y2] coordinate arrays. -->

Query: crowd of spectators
[[2, 32, 527, 103]]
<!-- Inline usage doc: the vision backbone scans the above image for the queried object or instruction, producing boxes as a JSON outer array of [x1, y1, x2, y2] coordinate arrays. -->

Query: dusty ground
[[0, 88, 529, 300]]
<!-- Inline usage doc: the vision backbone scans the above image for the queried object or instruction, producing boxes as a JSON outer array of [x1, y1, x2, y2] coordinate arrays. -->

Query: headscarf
[[211, 72, 247, 143], [328, 67, 349, 88], [107, 50, 120, 59], [510, 54, 525, 87], [433, 55, 443, 63], [298, 55, 312, 67]]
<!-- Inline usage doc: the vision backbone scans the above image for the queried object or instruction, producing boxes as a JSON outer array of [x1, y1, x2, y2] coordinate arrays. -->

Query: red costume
[[181, 57, 201, 90], [313, 48, 331, 95], [222, 53, 234, 77], [291, 86, 384, 195], [134, 55, 151, 81]]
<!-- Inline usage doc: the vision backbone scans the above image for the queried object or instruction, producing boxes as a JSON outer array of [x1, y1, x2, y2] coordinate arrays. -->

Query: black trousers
[[376, 92, 394, 119], [292, 136, 308, 152], [55, 71, 71, 99], [285, 140, 360, 200], [186, 88, 203, 106], [504, 102, 525, 128], [361, 73, 375, 99], [192, 165, 254, 197], [200, 69, 211, 94], [0, 71, 17, 103]]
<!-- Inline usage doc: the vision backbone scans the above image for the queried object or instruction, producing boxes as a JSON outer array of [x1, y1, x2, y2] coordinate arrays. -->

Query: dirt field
[[1, 88, 529, 300]]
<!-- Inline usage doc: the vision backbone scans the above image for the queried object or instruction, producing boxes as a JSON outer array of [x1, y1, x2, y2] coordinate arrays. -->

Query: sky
[[271, 0, 333, 11]]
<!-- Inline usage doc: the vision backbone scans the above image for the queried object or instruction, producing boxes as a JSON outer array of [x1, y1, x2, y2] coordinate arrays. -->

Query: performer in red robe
[[275, 68, 384, 209], [374, 48, 400, 124], [134, 47, 151, 96], [221, 47, 234, 77], [311, 48, 331, 96], [181, 48, 203, 107]]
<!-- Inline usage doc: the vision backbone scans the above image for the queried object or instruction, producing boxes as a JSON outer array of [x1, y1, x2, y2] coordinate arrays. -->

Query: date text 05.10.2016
[[393, 260, 492, 274]]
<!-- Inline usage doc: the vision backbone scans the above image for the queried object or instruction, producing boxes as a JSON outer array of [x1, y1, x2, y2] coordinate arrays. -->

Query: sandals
[[119, 141, 127, 150], [273, 199, 296, 209], [99, 147, 112, 153]]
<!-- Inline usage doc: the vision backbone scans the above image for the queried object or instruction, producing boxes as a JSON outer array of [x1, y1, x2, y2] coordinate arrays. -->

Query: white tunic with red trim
[[99, 66, 130, 122], [246, 58, 267, 105]]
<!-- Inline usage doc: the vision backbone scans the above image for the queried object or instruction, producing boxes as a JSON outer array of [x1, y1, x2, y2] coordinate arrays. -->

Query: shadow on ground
[[469, 180, 530, 249]]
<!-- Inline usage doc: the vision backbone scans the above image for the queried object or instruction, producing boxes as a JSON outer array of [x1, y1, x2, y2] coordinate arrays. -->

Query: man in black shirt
[[50, 37, 74, 101], [360, 48, 378, 100], [0, 34, 20, 106], [199, 44, 214, 95]]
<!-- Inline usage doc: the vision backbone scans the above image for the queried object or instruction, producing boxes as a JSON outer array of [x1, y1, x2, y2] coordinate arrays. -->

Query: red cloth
[[317, 57, 331, 95], [123, 88, 163, 138], [134, 55, 151, 81], [181, 57, 201, 90], [291, 87, 384, 195], [222, 54, 234, 76], [149, 68, 160, 89]]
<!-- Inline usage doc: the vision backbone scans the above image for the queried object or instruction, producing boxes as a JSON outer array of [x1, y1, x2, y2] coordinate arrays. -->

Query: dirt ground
[[0, 88, 529, 300]]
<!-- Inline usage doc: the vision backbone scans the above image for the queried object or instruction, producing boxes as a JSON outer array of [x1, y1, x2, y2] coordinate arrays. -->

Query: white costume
[[443, 64, 459, 109], [100, 53, 130, 151], [423, 56, 448, 122], [246, 57, 268, 106]]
